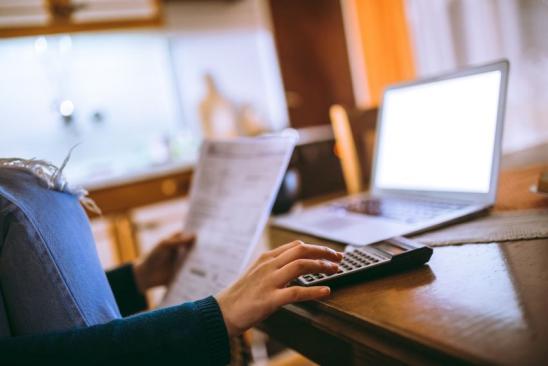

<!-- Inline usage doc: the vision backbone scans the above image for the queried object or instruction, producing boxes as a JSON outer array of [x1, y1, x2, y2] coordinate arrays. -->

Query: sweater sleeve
[[106, 263, 148, 316], [0, 296, 230, 366]]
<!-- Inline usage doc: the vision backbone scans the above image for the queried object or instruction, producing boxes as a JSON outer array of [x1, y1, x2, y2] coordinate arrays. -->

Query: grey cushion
[[0, 168, 120, 336]]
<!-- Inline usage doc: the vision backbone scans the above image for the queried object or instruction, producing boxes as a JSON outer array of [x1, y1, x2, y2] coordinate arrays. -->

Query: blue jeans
[[0, 167, 120, 336]]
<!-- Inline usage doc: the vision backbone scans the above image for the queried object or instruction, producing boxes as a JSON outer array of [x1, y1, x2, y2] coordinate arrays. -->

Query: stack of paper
[[161, 135, 296, 306]]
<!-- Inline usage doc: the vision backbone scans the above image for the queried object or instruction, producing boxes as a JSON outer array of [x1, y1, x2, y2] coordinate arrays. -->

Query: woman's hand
[[133, 232, 195, 294], [216, 240, 343, 337]]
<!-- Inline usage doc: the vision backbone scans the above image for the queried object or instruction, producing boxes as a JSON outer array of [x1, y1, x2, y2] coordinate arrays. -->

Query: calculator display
[[372, 242, 407, 255]]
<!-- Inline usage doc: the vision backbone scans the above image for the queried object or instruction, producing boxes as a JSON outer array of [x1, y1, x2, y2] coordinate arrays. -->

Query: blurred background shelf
[[0, 0, 163, 38]]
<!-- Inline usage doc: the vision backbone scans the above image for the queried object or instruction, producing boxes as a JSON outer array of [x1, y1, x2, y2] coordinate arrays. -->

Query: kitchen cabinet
[[0, 0, 162, 38], [268, 0, 355, 128]]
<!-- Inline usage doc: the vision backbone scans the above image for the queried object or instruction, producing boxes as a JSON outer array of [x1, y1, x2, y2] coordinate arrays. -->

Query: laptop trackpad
[[305, 211, 411, 245]]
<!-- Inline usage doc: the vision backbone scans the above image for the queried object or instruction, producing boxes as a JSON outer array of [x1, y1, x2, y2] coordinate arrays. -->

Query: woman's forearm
[[1, 297, 229, 365]]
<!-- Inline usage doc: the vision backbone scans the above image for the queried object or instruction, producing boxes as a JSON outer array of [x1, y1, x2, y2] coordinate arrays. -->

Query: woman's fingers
[[272, 243, 343, 269], [268, 240, 303, 258], [259, 240, 302, 262], [275, 286, 331, 306], [249, 240, 302, 271], [274, 258, 338, 285]]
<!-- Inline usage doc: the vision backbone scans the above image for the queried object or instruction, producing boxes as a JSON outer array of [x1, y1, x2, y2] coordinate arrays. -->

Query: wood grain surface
[[260, 144, 548, 365]]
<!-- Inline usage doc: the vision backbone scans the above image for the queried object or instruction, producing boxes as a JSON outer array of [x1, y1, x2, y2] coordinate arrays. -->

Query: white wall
[[164, 0, 288, 136], [0, 34, 188, 183], [0, 0, 288, 184]]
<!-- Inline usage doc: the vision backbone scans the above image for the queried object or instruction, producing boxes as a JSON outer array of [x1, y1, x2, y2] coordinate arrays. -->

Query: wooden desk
[[261, 144, 548, 365]]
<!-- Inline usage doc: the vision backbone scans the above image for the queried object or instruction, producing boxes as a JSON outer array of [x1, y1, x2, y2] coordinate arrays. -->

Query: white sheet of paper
[[161, 135, 296, 306]]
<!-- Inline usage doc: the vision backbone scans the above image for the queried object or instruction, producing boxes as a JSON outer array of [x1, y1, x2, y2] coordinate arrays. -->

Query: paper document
[[161, 135, 296, 306]]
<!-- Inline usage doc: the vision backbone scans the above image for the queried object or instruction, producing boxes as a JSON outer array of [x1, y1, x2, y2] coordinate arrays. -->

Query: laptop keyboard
[[335, 197, 468, 224]]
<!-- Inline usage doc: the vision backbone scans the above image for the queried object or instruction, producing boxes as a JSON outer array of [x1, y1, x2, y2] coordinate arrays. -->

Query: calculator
[[297, 237, 433, 286]]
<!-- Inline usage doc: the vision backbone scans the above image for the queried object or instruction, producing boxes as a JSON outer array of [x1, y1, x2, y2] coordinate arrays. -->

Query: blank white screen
[[375, 70, 501, 193]]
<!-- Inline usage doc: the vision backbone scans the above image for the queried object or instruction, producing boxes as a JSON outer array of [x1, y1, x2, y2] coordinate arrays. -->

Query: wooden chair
[[329, 104, 378, 194]]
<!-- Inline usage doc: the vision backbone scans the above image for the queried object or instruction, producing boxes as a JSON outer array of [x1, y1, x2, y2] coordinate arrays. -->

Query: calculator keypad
[[297, 247, 389, 285]]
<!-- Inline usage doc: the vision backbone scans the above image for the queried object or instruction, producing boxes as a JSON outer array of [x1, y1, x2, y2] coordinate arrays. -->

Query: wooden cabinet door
[[269, 0, 355, 128]]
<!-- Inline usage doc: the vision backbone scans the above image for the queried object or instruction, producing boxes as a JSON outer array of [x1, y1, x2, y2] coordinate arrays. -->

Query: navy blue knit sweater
[[0, 264, 231, 365]]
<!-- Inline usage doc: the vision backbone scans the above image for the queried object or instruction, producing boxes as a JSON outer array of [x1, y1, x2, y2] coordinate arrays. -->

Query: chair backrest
[[0, 168, 121, 336], [330, 105, 378, 194]]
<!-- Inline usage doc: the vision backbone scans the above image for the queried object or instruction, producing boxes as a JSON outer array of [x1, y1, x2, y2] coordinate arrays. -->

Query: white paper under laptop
[[161, 134, 296, 306], [273, 60, 509, 247]]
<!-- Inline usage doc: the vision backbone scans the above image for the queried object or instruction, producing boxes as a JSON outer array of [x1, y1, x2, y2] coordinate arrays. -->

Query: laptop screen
[[374, 70, 502, 194]]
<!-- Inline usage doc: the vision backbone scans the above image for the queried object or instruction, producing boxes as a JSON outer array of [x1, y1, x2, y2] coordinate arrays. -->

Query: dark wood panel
[[260, 299, 468, 366], [269, 0, 355, 128]]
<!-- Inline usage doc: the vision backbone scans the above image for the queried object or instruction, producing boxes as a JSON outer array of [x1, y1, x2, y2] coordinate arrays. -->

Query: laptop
[[273, 60, 509, 246]]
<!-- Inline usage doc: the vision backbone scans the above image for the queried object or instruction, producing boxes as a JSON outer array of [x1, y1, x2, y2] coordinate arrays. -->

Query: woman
[[0, 159, 342, 365]]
